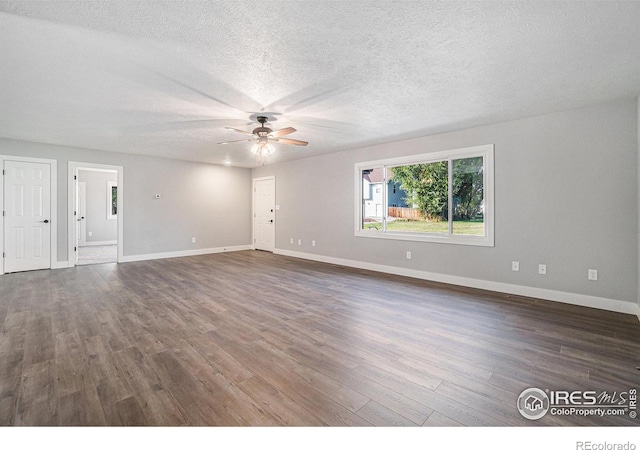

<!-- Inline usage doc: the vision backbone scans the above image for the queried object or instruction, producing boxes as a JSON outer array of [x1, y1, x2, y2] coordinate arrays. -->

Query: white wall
[[78, 169, 117, 243], [0, 139, 252, 261], [253, 99, 639, 310]]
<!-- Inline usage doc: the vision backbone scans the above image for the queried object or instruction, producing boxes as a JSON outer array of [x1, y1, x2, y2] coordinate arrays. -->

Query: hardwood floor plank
[[353, 360, 507, 426], [114, 395, 150, 426], [353, 362, 440, 396], [0, 348, 25, 425], [434, 381, 534, 426], [85, 335, 132, 403], [423, 411, 463, 426], [72, 304, 102, 340], [22, 314, 55, 366], [358, 358, 443, 391], [15, 360, 57, 425], [222, 339, 371, 426], [167, 342, 248, 425], [237, 376, 326, 426], [0, 312, 28, 356], [0, 311, 29, 425], [114, 346, 187, 426], [254, 339, 371, 413], [357, 400, 415, 426], [184, 334, 254, 384], [284, 344, 434, 425], [207, 372, 280, 426], [117, 313, 165, 356], [150, 350, 233, 425], [96, 311, 131, 352], [54, 330, 88, 398], [397, 353, 494, 384], [58, 387, 106, 426]]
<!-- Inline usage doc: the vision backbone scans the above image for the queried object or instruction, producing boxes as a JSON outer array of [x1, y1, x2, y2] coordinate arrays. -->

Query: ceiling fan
[[217, 116, 308, 158]]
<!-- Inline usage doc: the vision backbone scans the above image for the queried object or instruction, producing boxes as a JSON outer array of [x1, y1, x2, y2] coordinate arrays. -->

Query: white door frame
[[0, 155, 59, 274], [77, 181, 87, 247], [68, 162, 124, 266], [252, 176, 275, 251]]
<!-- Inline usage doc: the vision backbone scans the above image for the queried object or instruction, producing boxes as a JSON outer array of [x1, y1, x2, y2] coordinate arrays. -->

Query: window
[[107, 181, 117, 220], [355, 144, 494, 246]]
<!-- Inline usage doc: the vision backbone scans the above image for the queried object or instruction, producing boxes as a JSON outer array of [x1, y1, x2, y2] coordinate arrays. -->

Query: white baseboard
[[119, 244, 252, 263], [52, 261, 69, 269], [274, 248, 639, 317], [83, 240, 117, 246]]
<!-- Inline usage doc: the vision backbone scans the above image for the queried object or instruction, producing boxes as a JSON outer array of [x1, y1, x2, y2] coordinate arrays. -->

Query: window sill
[[354, 230, 494, 247]]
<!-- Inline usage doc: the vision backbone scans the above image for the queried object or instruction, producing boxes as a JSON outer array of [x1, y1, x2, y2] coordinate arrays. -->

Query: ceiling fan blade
[[124, 118, 253, 133], [269, 127, 296, 138], [225, 127, 255, 136], [217, 138, 255, 145], [276, 138, 309, 146]]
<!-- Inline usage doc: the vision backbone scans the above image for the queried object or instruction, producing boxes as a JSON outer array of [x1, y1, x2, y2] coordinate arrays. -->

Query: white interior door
[[253, 177, 275, 252], [77, 181, 87, 248], [4, 160, 51, 272]]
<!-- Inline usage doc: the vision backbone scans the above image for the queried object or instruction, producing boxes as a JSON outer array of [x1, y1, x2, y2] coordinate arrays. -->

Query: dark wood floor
[[0, 250, 639, 426]]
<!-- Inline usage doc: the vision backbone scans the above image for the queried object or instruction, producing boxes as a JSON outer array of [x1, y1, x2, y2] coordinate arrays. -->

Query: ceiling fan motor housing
[[253, 126, 272, 136], [254, 116, 272, 136]]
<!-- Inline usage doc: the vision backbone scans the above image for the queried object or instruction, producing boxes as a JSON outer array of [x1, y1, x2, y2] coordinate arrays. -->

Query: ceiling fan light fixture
[[250, 142, 275, 156]]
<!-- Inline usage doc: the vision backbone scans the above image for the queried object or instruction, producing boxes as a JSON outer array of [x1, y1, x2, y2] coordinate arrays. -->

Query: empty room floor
[[77, 245, 117, 266], [0, 251, 638, 426]]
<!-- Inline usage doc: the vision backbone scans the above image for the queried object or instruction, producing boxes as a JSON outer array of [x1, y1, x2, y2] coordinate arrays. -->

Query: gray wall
[[78, 169, 117, 243], [253, 99, 639, 304], [0, 139, 252, 261]]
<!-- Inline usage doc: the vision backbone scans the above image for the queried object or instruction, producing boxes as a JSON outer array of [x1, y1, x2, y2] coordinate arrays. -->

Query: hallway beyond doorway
[[77, 244, 117, 265]]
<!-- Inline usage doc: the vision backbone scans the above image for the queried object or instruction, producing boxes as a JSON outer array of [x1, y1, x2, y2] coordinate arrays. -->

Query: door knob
[[269, 219, 274, 223], [40, 219, 49, 223]]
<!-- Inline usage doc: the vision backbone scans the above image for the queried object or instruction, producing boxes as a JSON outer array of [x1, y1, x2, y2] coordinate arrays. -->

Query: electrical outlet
[[588, 269, 598, 281], [191, 237, 196, 244], [88, 231, 92, 237], [511, 261, 519, 272], [312, 240, 316, 247], [406, 251, 412, 260], [298, 239, 301, 246], [538, 264, 547, 275], [290, 238, 294, 244]]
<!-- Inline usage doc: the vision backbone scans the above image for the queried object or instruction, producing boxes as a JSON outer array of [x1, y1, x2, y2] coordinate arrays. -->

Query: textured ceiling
[[1, 1, 640, 168]]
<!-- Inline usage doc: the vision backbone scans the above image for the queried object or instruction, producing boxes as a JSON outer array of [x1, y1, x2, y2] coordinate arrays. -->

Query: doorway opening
[[68, 162, 123, 267]]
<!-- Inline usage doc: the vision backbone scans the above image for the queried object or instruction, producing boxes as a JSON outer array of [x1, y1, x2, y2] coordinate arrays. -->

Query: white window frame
[[107, 180, 117, 220], [354, 144, 494, 247]]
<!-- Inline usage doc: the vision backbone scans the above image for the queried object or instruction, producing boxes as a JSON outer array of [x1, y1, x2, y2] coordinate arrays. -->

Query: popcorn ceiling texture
[[1, 1, 640, 167]]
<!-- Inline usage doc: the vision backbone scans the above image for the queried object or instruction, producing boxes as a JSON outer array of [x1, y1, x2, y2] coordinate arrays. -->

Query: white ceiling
[[1, 1, 640, 168]]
